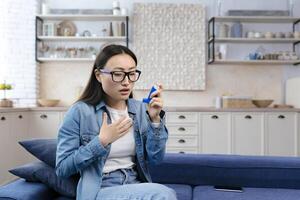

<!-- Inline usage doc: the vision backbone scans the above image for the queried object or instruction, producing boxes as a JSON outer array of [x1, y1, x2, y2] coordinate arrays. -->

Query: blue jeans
[[97, 168, 177, 200]]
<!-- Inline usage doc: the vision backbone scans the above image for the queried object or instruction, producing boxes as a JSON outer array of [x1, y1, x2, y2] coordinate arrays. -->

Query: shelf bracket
[[208, 17, 215, 64], [293, 41, 300, 53], [293, 19, 300, 32]]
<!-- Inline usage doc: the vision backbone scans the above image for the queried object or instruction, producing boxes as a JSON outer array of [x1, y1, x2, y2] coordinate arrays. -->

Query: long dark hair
[[76, 44, 138, 106]]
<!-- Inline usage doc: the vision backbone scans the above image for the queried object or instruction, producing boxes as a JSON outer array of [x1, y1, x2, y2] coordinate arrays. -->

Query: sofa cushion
[[193, 186, 300, 200], [9, 162, 42, 182], [164, 184, 192, 200], [9, 161, 78, 198], [0, 179, 55, 200], [19, 139, 57, 168], [149, 153, 300, 189]]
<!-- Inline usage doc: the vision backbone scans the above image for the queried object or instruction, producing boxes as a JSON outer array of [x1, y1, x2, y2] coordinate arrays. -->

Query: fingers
[[150, 84, 163, 98], [149, 97, 163, 108], [110, 116, 133, 136], [118, 121, 133, 134], [102, 112, 108, 126]]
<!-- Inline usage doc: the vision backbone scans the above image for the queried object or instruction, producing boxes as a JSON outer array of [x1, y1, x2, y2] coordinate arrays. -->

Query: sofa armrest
[[0, 179, 56, 200], [149, 153, 300, 189]]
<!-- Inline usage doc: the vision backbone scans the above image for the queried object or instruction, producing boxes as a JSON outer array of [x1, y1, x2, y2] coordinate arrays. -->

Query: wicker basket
[[222, 96, 255, 108], [0, 99, 13, 107]]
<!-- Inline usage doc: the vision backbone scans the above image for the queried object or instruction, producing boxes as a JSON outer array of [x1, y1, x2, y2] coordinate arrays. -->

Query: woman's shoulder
[[66, 101, 95, 116]]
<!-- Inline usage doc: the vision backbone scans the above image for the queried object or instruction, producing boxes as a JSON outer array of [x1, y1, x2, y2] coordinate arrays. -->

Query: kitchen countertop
[[1, 106, 300, 113]]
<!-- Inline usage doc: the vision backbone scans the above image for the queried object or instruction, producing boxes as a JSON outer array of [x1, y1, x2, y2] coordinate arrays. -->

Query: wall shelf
[[37, 36, 126, 41], [210, 60, 300, 65], [211, 37, 300, 43], [212, 16, 300, 23], [36, 14, 127, 21], [37, 58, 95, 62], [208, 16, 300, 65], [35, 14, 129, 63]]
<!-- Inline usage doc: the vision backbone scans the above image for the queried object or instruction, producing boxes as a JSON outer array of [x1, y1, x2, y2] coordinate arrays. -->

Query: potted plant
[[0, 82, 13, 107]]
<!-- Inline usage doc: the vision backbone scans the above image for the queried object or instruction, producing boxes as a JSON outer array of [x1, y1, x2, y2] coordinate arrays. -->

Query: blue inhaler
[[142, 85, 157, 104]]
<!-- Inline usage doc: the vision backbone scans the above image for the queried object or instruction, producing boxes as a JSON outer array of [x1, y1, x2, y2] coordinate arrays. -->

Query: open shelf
[[37, 57, 95, 62], [36, 14, 127, 21], [212, 16, 300, 23], [211, 37, 300, 43], [209, 59, 300, 65], [37, 36, 126, 41]]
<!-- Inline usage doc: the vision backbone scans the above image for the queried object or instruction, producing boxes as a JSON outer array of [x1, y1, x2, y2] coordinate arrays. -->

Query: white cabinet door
[[29, 111, 61, 139], [232, 112, 264, 155], [0, 113, 13, 185], [10, 112, 35, 166], [265, 112, 297, 156], [201, 112, 231, 154], [166, 112, 199, 153]]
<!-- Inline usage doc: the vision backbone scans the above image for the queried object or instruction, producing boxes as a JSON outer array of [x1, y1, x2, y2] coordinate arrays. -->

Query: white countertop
[[1, 106, 300, 113]]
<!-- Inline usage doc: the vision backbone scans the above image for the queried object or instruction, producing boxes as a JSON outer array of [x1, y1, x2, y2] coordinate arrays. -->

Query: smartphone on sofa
[[214, 185, 243, 192]]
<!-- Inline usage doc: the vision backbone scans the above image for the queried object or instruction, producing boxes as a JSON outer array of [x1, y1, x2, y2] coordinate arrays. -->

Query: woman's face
[[96, 53, 137, 106]]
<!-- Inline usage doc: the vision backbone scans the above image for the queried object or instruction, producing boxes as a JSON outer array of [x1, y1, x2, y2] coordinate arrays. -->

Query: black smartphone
[[214, 185, 243, 192]]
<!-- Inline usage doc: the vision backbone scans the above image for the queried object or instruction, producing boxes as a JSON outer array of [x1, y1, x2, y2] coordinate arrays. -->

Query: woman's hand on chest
[[98, 112, 133, 146]]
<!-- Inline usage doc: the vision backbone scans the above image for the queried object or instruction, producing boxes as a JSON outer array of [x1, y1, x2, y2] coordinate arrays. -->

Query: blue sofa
[[1, 153, 300, 200]]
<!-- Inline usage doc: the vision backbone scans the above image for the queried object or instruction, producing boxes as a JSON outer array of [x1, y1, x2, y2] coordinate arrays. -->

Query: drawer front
[[166, 112, 198, 123], [166, 148, 198, 154], [167, 124, 198, 136], [167, 136, 198, 148]]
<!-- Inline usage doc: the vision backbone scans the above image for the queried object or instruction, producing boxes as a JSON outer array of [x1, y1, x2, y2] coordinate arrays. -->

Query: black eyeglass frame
[[99, 69, 141, 82]]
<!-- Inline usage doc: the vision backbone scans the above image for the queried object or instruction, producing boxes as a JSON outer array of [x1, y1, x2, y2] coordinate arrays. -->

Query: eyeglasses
[[99, 69, 141, 82]]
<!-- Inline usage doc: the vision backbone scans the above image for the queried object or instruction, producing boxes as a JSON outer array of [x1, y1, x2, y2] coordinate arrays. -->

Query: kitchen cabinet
[[29, 111, 61, 139], [207, 16, 300, 65], [166, 109, 299, 156], [0, 113, 13, 184], [232, 112, 264, 155], [0, 112, 32, 185], [166, 112, 199, 154], [36, 14, 128, 62], [265, 112, 298, 156], [201, 112, 231, 154]]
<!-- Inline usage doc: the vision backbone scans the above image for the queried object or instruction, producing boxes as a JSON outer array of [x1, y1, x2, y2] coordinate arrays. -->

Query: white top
[[103, 105, 135, 173]]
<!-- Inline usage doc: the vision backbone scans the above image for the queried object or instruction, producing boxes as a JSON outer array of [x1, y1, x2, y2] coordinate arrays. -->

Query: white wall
[[0, 0, 39, 106], [39, 0, 300, 107]]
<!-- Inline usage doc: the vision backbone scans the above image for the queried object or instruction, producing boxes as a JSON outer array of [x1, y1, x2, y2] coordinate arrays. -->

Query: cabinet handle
[[178, 115, 186, 119], [178, 139, 186, 143], [211, 115, 218, 119], [18, 115, 23, 119], [40, 114, 48, 119], [1, 116, 6, 121], [178, 127, 186, 131], [245, 115, 252, 119], [278, 115, 285, 119]]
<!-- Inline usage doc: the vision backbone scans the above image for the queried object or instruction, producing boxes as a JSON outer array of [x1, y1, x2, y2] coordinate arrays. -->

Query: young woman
[[55, 44, 177, 200]]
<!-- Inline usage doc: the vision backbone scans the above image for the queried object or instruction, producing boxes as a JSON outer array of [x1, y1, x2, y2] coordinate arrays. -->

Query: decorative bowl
[[252, 99, 273, 108], [37, 99, 60, 107]]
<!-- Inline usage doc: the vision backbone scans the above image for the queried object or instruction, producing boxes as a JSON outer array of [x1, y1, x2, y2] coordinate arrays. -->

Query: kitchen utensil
[[57, 21, 77, 36], [264, 32, 274, 38], [273, 104, 294, 109], [252, 99, 273, 108], [230, 22, 243, 38], [37, 99, 60, 107]]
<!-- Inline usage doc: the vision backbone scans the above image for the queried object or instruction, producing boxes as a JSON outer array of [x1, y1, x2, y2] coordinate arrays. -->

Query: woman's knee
[[143, 183, 177, 199]]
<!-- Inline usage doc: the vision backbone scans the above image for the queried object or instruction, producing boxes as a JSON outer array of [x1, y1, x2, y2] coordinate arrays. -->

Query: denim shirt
[[55, 98, 168, 200]]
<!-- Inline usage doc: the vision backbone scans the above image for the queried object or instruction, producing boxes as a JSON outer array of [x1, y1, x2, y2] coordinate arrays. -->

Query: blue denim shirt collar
[[95, 98, 137, 115]]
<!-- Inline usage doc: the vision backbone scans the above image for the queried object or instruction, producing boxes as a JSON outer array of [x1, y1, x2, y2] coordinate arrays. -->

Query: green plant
[[0, 83, 13, 99]]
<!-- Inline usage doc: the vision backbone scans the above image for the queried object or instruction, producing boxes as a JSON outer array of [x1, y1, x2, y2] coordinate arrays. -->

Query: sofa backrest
[[149, 153, 300, 189]]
